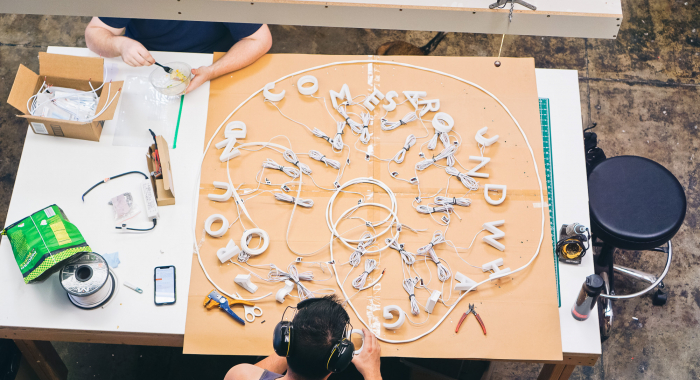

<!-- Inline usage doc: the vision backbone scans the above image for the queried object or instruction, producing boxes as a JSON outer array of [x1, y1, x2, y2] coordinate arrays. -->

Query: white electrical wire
[[417, 231, 451, 282], [415, 204, 455, 215], [355, 112, 372, 144], [192, 59, 545, 344], [337, 104, 365, 134], [427, 131, 450, 150], [308, 150, 340, 169], [445, 167, 479, 190], [386, 237, 416, 265], [403, 277, 421, 316], [415, 145, 457, 171], [262, 158, 300, 179], [352, 259, 377, 289], [274, 192, 314, 208], [381, 112, 418, 131], [347, 231, 375, 267], [393, 134, 416, 164], [283, 149, 312, 175], [332, 121, 346, 151], [434, 196, 471, 207]]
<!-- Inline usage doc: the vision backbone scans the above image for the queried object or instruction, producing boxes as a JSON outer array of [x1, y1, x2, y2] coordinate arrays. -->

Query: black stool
[[587, 156, 686, 340]]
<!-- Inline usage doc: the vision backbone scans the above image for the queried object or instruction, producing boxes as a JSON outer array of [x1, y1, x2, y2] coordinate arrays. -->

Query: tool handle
[[474, 313, 486, 335], [455, 313, 468, 333], [221, 305, 245, 325]]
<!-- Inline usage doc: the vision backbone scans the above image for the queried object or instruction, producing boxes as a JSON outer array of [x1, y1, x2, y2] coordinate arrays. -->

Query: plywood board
[[184, 54, 561, 361]]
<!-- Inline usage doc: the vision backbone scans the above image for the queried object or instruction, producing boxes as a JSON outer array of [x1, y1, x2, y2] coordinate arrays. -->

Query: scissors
[[244, 305, 263, 323], [203, 289, 255, 325]]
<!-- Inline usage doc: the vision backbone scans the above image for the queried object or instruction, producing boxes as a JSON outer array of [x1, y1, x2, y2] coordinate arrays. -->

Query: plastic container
[[149, 62, 192, 96]]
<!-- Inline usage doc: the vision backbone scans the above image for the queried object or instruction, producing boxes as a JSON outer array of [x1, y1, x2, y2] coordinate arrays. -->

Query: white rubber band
[[204, 214, 229, 238], [241, 228, 270, 256]]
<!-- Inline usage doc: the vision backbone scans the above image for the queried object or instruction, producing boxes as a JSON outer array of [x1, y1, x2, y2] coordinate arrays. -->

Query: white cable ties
[[416, 204, 455, 215], [332, 121, 345, 151], [309, 150, 340, 170], [380, 112, 418, 131], [386, 237, 416, 265], [274, 192, 314, 208], [283, 150, 312, 175], [393, 134, 416, 164], [415, 145, 457, 171], [445, 166, 479, 191], [403, 277, 421, 316], [417, 231, 451, 282], [434, 196, 471, 207], [348, 232, 375, 267], [352, 259, 377, 290], [262, 158, 300, 179]]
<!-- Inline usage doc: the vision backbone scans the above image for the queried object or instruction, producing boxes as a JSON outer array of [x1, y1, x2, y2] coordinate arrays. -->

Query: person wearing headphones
[[84, 17, 272, 94], [225, 295, 382, 380]]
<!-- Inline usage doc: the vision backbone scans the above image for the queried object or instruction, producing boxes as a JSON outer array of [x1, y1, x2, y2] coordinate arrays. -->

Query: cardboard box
[[146, 134, 175, 206], [6, 52, 123, 142]]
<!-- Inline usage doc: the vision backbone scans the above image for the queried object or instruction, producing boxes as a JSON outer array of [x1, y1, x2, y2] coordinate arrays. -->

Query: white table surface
[[0, 48, 600, 357]]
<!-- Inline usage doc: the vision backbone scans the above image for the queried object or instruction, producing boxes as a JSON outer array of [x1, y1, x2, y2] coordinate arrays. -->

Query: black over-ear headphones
[[272, 298, 355, 373]]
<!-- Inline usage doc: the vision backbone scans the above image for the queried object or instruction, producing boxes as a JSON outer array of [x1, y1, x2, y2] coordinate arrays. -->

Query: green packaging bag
[[1, 205, 91, 284]]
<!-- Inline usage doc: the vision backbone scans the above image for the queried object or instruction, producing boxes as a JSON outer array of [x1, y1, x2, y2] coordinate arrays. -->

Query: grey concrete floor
[[1, 0, 699, 378]]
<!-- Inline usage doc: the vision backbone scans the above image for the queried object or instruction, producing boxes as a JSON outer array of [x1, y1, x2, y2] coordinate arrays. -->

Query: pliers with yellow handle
[[455, 303, 487, 335], [203, 289, 255, 325]]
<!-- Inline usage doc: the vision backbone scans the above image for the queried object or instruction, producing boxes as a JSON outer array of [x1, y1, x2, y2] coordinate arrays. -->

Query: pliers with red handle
[[455, 303, 487, 335]]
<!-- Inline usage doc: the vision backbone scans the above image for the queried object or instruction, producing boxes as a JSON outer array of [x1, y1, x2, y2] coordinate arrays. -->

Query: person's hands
[[352, 328, 382, 380], [117, 38, 154, 67], [185, 66, 214, 94]]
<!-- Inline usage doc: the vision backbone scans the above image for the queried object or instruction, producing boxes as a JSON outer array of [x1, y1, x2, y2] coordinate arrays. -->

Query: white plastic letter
[[425, 290, 441, 314], [330, 84, 352, 109], [383, 91, 398, 111], [482, 220, 506, 251], [208, 181, 232, 202], [263, 82, 285, 102], [296, 75, 318, 95], [484, 184, 507, 205], [382, 305, 406, 330], [403, 91, 427, 109], [234, 274, 259, 294], [225, 121, 247, 139], [205, 214, 229, 238], [475, 126, 499, 146], [481, 258, 511, 280], [467, 156, 490, 178], [431, 112, 454, 133], [276, 280, 295, 303], [362, 89, 385, 111], [454, 272, 479, 291], [217, 239, 242, 263], [219, 138, 240, 163], [349, 329, 365, 355], [418, 99, 440, 117]]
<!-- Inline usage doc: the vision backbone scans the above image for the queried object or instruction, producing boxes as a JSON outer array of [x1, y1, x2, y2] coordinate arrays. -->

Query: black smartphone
[[154, 265, 176, 305]]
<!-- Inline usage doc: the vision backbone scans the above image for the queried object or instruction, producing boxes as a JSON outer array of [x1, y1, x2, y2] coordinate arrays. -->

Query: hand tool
[[154, 62, 173, 74], [203, 289, 255, 325], [244, 305, 264, 323], [455, 304, 487, 335]]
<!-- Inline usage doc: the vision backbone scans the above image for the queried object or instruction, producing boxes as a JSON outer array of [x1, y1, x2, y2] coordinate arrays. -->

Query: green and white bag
[[1, 205, 91, 284]]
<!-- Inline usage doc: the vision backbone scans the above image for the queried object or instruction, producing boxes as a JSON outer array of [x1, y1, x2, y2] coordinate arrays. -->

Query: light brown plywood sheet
[[184, 54, 561, 361]]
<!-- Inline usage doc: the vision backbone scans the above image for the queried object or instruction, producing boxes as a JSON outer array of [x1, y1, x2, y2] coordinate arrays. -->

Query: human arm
[[84, 17, 155, 67], [255, 354, 288, 374], [185, 24, 272, 94], [351, 328, 382, 380], [224, 363, 265, 380]]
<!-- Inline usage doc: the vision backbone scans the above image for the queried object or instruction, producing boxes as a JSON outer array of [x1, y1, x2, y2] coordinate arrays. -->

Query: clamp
[[203, 289, 255, 325], [455, 303, 487, 335]]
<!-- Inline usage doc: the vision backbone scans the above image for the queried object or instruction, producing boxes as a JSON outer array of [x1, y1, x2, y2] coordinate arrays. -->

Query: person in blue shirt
[[85, 18, 272, 94]]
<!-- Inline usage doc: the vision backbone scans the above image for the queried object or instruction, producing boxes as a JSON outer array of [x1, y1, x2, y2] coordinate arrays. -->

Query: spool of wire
[[59, 252, 117, 309]]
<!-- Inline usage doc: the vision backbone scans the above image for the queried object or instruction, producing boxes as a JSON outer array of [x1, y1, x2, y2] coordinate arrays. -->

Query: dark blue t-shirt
[[99, 18, 262, 53]]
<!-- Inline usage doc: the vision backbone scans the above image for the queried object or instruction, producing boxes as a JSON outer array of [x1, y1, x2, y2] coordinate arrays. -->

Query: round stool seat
[[588, 156, 686, 251]]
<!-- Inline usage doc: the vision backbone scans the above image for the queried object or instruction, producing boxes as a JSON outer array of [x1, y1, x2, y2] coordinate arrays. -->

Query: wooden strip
[[13, 340, 67, 380], [538, 364, 564, 380], [558, 365, 576, 380], [2, 327, 183, 347]]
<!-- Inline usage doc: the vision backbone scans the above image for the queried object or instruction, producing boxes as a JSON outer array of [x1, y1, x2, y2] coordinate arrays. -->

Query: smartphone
[[154, 265, 176, 305]]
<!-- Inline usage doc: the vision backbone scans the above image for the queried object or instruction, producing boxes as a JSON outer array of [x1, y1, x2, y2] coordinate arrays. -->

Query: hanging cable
[[415, 145, 457, 171], [434, 196, 471, 207], [357, 112, 372, 144], [283, 150, 312, 175], [445, 167, 479, 190], [308, 150, 340, 170], [415, 204, 455, 215], [352, 259, 377, 290], [393, 134, 416, 164], [403, 277, 421, 316], [262, 158, 300, 179], [332, 121, 345, 151], [348, 232, 375, 267], [381, 112, 418, 131], [386, 238, 416, 265], [427, 131, 450, 150], [82, 171, 149, 201], [417, 231, 451, 282], [274, 193, 314, 208], [337, 104, 364, 134]]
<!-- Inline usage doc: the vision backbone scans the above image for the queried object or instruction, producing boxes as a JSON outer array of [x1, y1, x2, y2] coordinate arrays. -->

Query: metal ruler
[[539, 98, 560, 307]]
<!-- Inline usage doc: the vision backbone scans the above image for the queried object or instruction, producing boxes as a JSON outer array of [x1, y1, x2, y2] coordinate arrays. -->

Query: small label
[[44, 207, 56, 218], [50, 220, 72, 245], [31, 122, 48, 135], [51, 125, 64, 137]]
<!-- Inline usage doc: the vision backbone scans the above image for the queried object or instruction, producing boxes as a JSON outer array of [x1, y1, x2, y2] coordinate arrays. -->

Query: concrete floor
[[1, 0, 699, 378]]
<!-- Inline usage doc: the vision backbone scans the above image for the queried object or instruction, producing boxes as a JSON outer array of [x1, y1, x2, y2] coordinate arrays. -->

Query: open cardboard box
[[146, 134, 175, 206], [6, 52, 123, 142]]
